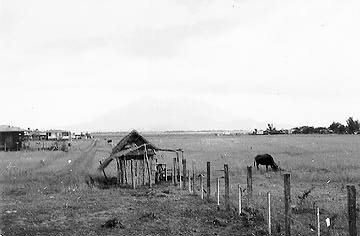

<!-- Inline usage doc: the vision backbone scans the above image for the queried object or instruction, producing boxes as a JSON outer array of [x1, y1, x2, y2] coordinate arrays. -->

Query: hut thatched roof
[[110, 129, 158, 155], [98, 130, 180, 171]]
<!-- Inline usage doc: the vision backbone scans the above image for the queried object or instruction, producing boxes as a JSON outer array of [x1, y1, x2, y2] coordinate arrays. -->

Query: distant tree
[[267, 124, 275, 131], [339, 124, 346, 134], [292, 127, 301, 134], [314, 127, 329, 134], [329, 122, 343, 134], [346, 117, 360, 134], [301, 126, 315, 134]]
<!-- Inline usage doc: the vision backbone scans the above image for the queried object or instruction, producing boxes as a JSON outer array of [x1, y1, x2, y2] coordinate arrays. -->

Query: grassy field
[[103, 133, 360, 235], [1, 134, 359, 235], [0, 138, 263, 236]]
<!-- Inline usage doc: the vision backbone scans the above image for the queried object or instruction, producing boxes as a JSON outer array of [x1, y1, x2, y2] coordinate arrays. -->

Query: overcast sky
[[1, 0, 359, 131]]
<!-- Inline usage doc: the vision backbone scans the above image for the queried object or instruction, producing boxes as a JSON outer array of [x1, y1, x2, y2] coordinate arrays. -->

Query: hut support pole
[[173, 157, 177, 186], [120, 158, 124, 185], [116, 157, 121, 186], [124, 157, 128, 184], [131, 159, 135, 189], [144, 145, 152, 187], [143, 155, 146, 185], [99, 161, 108, 181], [182, 158, 187, 190]]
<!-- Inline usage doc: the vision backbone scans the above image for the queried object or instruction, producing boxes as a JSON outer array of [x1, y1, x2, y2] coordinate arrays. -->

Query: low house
[[0, 125, 25, 151], [27, 130, 47, 140], [46, 130, 72, 140], [98, 130, 181, 188]]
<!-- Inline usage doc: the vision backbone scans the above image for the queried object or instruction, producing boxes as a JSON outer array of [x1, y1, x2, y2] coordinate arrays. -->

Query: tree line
[[292, 117, 360, 134]]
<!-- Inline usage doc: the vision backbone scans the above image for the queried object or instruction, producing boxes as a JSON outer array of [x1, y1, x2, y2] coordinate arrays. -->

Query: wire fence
[[171, 159, 357, 236]]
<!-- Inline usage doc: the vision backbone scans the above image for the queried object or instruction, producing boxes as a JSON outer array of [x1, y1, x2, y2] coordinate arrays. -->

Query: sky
[[0, 0, 360, 131]]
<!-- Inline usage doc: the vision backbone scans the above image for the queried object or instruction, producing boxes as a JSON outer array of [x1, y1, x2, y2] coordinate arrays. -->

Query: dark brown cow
[[254, 154, 278, 171]]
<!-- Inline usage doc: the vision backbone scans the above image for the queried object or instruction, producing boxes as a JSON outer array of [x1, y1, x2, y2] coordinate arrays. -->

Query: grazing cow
[[254, 154, 278, 171]]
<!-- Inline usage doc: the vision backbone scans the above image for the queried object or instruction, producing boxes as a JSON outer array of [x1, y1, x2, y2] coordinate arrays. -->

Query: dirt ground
[[0, 139, 267, 236]]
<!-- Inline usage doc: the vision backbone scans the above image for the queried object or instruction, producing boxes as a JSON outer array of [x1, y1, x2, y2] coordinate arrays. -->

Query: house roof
[[0, 125, 26, 132], [46, 129, 70, 133]]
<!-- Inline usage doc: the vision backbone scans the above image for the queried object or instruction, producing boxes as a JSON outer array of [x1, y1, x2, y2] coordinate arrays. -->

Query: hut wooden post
[[116, 157, 121, 186], [124, 157, 128, 185], [120, 158, 124, 185], [99, 161, 108, 181], [131, 159, 135, 189], [135, 159, 138, 186], [150, 157, 153, 185], [173, 157, 177, 186], [143, 154, 146, 185], [177, 152, 182, 188], [182, 158, 187, 190], [144, 144, 152, 187]]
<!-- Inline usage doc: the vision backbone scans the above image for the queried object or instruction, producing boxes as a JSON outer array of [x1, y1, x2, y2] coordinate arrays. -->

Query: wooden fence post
[[217, 178, 220, 206], [207, 161, 211, 200], [200, 174, 204, 200], [224, 164, 230, 211], [188, 170, 191, 193], [165, 165, 168, 182], [347, 185, 357, 236], [316, 207, 320, 236], [325, 218, 331, 236], [284, 173, 291, 236], [183, 159, 187, 190], [173, 157, 177, 186], [268, 192, 271, 235], [239, 185, 242, 215], [177, 152, 181, 188], [192, 160, 196, 193], [247, 166, 253, 205]]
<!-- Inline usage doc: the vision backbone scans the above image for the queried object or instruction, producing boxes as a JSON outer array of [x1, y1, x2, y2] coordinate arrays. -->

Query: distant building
[[0, 125, 25, 151], [46, 130, 72, 140], [26, 129, 47, 140]]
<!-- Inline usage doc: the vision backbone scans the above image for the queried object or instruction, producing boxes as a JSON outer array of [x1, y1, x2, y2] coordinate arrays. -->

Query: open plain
[[1, 134, 359, 235]]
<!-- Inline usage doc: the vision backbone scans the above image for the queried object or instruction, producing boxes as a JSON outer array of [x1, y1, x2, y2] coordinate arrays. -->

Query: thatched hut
[[98, 130, 180, 188]]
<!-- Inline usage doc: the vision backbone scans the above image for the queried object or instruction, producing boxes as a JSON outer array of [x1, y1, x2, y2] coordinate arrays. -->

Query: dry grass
[[0, 138, 263, 236], [136, 134, 360, 236], [1, 134, 359, 235]]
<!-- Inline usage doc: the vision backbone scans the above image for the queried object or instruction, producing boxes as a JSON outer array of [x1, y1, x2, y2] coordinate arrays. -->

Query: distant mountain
[[66, 97, 290, 132]]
